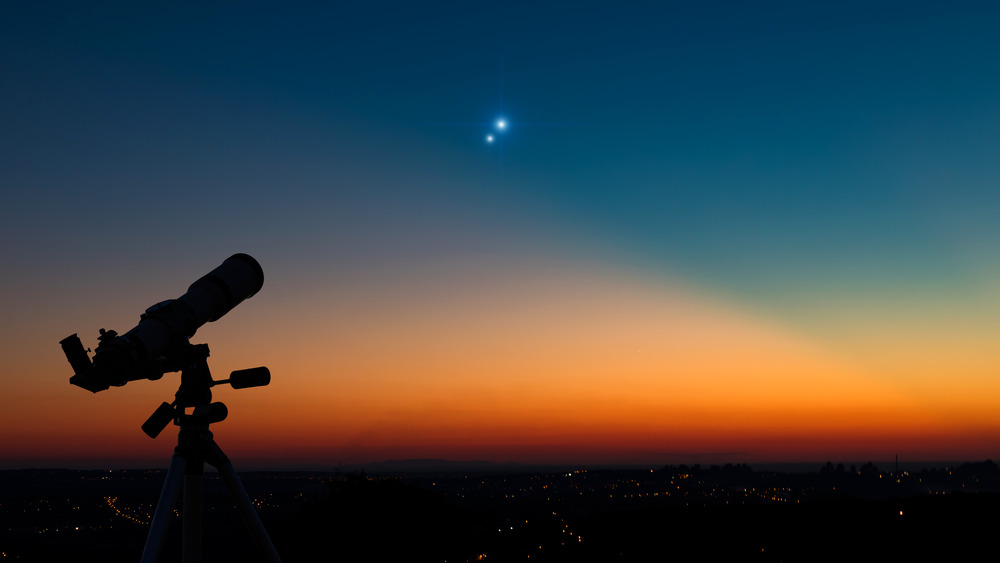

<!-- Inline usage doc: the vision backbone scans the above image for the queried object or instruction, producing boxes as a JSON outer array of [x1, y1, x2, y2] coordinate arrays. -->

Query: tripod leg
[[216, 459, 283, 563], [183, 463, 204, 563], [141, 453, 187, 563]]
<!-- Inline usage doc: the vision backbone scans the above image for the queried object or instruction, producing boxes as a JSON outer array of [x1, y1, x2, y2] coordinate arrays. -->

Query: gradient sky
[[3, 1, 1000, 468]]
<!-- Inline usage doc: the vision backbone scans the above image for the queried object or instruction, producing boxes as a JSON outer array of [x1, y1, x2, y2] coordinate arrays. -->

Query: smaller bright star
[[486, 134, 494, 143], [496, 118, 507, 131]]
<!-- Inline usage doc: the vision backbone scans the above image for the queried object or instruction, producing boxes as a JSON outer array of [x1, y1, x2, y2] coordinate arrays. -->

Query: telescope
[[60, 253, 264, 392], [59, 253, 283, 562]]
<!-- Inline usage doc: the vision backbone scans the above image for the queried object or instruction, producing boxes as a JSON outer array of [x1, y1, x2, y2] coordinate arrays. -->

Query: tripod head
[[141, 342, 271, 439]]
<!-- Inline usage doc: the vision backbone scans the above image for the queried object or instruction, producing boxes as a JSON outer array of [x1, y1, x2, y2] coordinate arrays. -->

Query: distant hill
[[340, 458, 530, 474]]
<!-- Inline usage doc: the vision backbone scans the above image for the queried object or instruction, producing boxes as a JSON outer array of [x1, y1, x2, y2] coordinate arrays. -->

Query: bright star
[[486, 134, 495, 143], [496, 118, 507, 131]]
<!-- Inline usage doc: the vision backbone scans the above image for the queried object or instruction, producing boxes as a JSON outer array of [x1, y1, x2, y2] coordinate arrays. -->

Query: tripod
[[139, 343, 282, 563]]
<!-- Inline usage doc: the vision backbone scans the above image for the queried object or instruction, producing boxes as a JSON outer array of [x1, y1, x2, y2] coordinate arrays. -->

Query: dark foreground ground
[[3, 461, 999, 561]]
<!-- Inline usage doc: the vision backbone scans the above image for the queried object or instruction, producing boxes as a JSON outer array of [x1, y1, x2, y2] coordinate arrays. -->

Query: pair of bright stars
[[485, 118, 507, 144]]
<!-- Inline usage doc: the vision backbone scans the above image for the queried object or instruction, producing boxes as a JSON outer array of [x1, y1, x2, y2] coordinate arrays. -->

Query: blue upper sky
[[3, 0, 1000, 329]]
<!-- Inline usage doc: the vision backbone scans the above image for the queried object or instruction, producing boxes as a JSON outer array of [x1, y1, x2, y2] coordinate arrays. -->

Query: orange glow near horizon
[[6, 259, 1000, 468]]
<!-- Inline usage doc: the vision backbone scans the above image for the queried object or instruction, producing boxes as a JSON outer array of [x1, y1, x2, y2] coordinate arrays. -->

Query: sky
[[3, 1, 1000, 469]]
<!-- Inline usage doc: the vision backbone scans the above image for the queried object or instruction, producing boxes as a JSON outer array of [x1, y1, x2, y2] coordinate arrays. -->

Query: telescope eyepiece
[[61, 334, 105, 393]]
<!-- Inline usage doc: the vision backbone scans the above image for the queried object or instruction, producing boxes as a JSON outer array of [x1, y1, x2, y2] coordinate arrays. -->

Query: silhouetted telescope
[[60, 253, 264, 392], [60, 253, 283, 562]]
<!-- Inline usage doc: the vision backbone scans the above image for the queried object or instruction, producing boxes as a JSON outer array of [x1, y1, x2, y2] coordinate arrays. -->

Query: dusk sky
[[4, 1, 1000, 468]]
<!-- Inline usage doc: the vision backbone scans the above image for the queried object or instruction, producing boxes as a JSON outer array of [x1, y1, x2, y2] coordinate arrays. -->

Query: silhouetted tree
[[860, 462, 880, 476]]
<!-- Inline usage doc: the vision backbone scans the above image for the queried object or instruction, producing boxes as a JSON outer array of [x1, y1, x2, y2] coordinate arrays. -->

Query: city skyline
[[4, 1, 1000, 469]]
